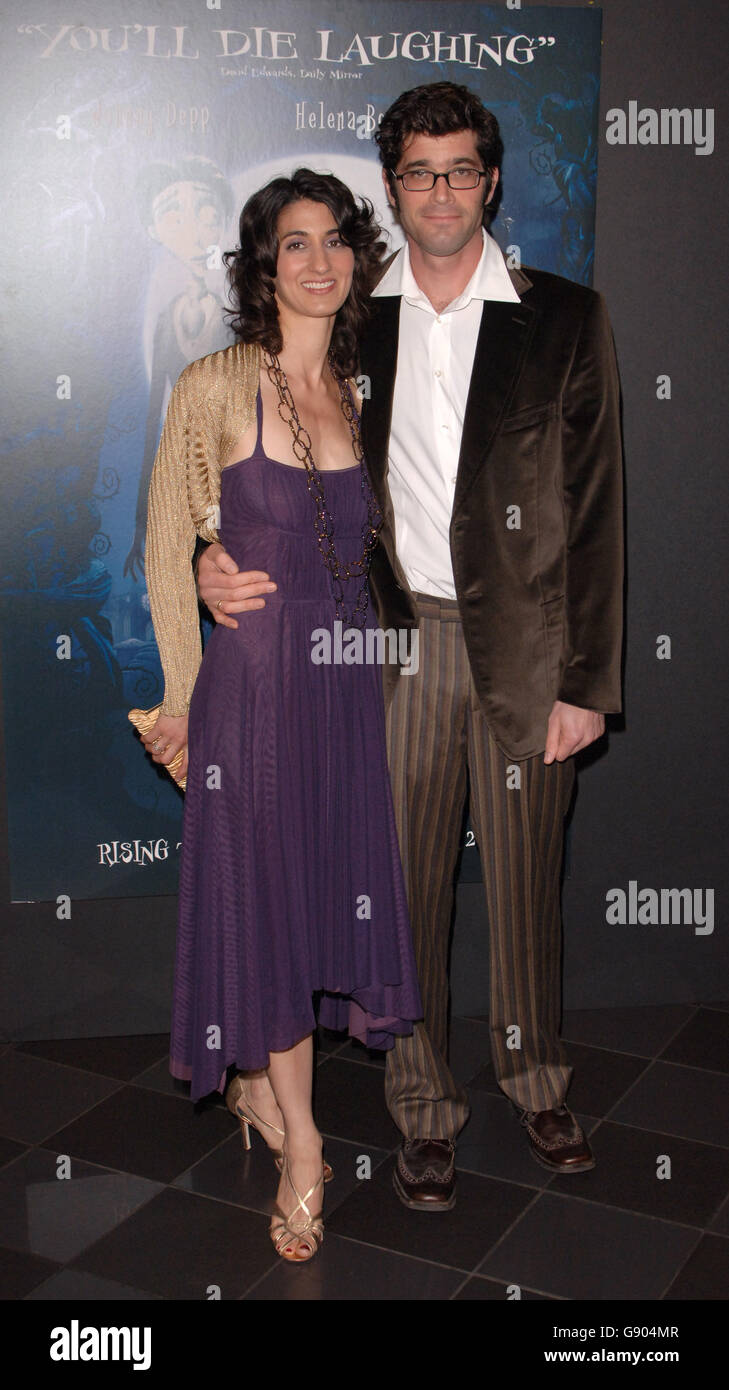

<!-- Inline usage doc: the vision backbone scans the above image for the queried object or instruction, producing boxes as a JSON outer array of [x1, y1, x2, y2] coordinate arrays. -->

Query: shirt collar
[[371, 227, 521, 310]]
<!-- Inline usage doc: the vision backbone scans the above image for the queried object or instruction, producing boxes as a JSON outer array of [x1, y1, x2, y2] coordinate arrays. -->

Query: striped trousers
[[384, 592, 575, 1140]]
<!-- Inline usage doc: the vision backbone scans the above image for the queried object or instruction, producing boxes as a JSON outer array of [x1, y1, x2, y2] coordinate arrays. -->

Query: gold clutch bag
[[128, 705, 187, 789]]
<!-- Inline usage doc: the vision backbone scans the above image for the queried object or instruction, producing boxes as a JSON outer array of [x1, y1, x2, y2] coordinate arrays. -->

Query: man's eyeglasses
[[390, 166, 490, 192]]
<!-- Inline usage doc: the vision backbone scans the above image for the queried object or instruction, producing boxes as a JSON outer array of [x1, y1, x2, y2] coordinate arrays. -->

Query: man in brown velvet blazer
[[195, 82, 623, 1210]]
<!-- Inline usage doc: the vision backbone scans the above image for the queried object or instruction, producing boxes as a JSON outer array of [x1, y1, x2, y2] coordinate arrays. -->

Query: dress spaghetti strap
[[254, 383, 264, 454]]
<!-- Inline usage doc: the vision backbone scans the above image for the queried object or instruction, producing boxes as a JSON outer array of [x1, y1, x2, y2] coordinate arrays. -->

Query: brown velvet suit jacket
[[360, 252, 624, 760]]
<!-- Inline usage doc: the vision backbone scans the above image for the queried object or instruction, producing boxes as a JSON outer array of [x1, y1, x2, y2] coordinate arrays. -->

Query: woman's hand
[[141, 713, 189, 781]]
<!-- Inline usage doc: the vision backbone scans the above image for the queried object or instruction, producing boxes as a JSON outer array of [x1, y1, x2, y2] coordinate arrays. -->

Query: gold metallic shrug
[[144, 340, 261, 716]]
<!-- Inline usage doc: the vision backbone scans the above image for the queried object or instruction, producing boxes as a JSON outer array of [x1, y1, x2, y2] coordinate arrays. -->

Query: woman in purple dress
[[142, 171, 422, 1263]]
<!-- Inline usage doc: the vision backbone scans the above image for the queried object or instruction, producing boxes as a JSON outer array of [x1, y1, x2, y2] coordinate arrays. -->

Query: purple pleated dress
[[169, 387, 422, 1101]]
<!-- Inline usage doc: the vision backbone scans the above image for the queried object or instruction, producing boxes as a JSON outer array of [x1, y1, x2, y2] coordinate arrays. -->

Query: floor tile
[[469, 1040, 649, 1118], [449, 1016, 492, 1085], [15, 1034, 170, 1082], [174, 1130, 389, 1222], [458, 1089, 599, 1188], [129, 1058, 199, 1097], [71, 1187, 276, 1300], [4, 1011, 728, 1303], [561, 1004, 695, 1057], [663, 1234, 729, 1299], [612, 1061, 729, 1148], [467, 1057, 502, 1097], [313, 1058, 400, 1149], [0, 1136, 27, 1171], [709, 1194, 729, 1236], [659, 1008, 729, 1074], [45, 1084, 232, 1185], [328, 1156, 535, 1272], [478, 1191, 700, 1300], [541, 1121, 729, 1226], [26, 1269, 165, 1300], [453, 1274, 557, 1300], [558, 1041, 652, 1116], [0, 1051, 121, 1145], [0, 1147, 162, 1262], [245, 1233, 464, 1300], [0, 1245, 61, 1299]]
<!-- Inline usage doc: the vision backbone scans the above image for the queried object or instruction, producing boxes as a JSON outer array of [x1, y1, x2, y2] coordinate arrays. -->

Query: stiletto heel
[[225, 1075, 284, 1159], [224, 1074, 333, 1181]]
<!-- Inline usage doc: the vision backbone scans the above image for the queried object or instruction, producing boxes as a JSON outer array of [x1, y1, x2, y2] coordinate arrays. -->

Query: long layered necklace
[[263, 348, 383, 629]]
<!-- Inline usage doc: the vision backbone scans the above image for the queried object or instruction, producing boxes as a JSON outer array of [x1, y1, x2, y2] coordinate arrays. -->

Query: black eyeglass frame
[[388, 167, 492, 191]]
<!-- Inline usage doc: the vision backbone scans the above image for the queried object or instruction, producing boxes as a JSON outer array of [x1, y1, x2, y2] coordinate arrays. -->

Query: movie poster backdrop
[[0, 2, 602, 899]]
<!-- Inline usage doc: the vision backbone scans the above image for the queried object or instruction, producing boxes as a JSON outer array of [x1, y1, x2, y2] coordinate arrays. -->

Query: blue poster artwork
[[0, 2, 602, 898]]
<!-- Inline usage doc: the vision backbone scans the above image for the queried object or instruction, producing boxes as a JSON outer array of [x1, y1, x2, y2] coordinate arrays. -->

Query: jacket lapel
[[452, 264, 537, 511]]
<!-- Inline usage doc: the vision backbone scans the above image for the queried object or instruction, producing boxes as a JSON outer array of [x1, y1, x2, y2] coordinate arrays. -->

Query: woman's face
[[273, 198, 354, 323]]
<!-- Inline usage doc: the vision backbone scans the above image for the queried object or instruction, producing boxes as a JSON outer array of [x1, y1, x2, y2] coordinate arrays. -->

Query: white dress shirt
[[371, 228, 520, 598]]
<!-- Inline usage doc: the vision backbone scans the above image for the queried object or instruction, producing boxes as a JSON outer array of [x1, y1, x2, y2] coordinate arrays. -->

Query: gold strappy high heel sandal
[[225, 1075, 333, 1183], [270, 1155, 325, 1262]]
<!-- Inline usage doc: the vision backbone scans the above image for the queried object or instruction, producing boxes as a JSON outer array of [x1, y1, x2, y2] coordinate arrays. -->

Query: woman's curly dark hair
[[222, 168, 387, 378]]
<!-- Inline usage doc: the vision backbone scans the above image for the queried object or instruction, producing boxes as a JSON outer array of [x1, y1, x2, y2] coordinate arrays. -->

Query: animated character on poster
[[124, 155, 234, 580]]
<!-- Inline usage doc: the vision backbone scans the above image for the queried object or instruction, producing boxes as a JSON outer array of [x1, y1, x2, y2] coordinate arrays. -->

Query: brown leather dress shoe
[[515, 1104, 595, 1173], [392, 1139, 456, 1211]]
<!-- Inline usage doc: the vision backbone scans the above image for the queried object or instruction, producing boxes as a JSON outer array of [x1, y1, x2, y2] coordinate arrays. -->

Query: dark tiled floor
[[2, 1004, 728, 1301]]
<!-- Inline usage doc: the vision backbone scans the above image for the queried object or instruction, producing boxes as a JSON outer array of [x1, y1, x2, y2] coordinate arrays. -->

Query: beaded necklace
[[263, 348, 383, 629]]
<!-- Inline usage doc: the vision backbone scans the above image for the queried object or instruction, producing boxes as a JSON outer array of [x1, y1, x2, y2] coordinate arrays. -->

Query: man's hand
[[141, 713, 189, 781], [544, 700, 605, 764], [196, 542, 277, 630]]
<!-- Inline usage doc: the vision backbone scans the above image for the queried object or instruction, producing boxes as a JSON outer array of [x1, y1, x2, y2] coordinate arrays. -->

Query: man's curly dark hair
[[222, 169, 387, 378]]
